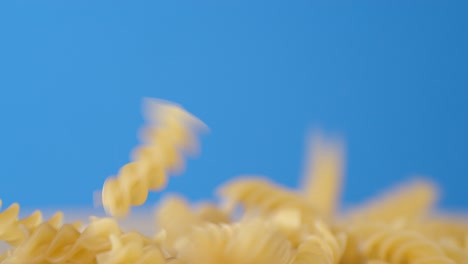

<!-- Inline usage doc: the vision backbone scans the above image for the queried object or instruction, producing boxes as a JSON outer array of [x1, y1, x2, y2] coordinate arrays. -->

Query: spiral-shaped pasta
[[5, 217, 121, 264], [154, 195, 230, 255], [195, 202, 230, 224], [266, 207, 329, 250], [176, 219, 293, 264], [347, 179, 438, 223], [367, 260, 390, 264], [337, 220, 407, 264], [165, 258, 188, 264], [217, 177, 318, 220], [0, 199, 71, 246], [175, 222, 238, 264], [229, 219, 294, 264], [360, 227, 455, 264], [154, 195, 203, 252], [101, 99, 207, 217], [438, 238, 468, 264], [292, 221, 347, 264], [300, 133, 345, 219], [96, 232, 166, 264], [411, 216, 468, 248]]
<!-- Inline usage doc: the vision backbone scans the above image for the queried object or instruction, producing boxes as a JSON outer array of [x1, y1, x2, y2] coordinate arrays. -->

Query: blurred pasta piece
[[101, 99, 207, 218], [346, 179, 438, 223], [300, 132, 345, 219]]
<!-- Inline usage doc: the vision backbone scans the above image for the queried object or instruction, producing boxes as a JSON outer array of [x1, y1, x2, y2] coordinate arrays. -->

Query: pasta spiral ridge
[[347, 179, 438, 223], [96, 232, 166, 264], [300, 133, 345, 219], [176, 219, 293, 264], [292, 221, 347, 264], [0, 199, 68, 246], [438, 238, 468, 264], [175, 222, 238, 263], [411, 216, 468, 247], [101, 99, 207, 217], [154, 195, 229, 255], [217, 177, 317, 220], [4, 217, 121, 264], [360, 227, 455, 264]]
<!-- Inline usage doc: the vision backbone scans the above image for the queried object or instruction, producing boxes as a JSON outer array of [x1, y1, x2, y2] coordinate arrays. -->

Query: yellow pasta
[[101, 99, 206, 218], [0, 200, 75, 247], [96, 232, 165, 264], [0, 98, 466, 264], [269, 208, 307, 247], [177, 219, 294, 264], [194, 202, 230, 224], [346, 179, 438, 223], [165, 258, 187, 264], [412, 216, 468, 248], [153, 195, 231, 256], [367, 260, 390, 264], [292, 221, 346, 264], [301, 132, 345, 218], [217, 177, 318, 221], [4, 217, 121, 264], [175, 222, 238, 263], [360, 226, 454, 263], [153, 195, 202, 255]]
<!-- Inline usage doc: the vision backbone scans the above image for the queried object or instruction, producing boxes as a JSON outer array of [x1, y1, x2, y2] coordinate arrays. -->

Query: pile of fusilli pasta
[[0, 98, 467, 264]]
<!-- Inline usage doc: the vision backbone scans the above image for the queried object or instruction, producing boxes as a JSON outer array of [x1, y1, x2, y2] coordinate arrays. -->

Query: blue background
[[0, 1, 467, 211]]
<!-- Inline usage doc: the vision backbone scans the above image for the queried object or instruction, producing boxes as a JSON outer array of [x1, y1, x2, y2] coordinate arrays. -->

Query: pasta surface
[[0, 98, 467, 264]]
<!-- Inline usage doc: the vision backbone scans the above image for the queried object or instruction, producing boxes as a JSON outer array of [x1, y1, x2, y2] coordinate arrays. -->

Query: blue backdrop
[[0, 1, 467, 211]]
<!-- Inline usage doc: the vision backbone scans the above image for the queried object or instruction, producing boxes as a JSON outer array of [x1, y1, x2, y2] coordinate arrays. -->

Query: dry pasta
[[95, 232, 166, 264], [0, 200, 77, 247], [176, 219, 294, 264], [101, 99, 207, 218], [360, 227, 455, 264], [217, 177, 318, 221], [0, 98, 467, 264], [153, 195, 231, 256], [300, 132, 344, 219], [292, 221, 346, 264], [3, 217, 122, 264], [346, 179, 438, 223]]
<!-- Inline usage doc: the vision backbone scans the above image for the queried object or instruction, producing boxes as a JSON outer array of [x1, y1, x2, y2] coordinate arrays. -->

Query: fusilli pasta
[[4, 218, 120, 264], [0, 98, 466, 264], [360, 226, 454, 264], [218, 177, 318, 221], [101, 99, 206, 218], [96, 232, 165, 264], [177, 219, 294, 264], [0, 200, 73, 246], [292, 221, 346, 264]]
